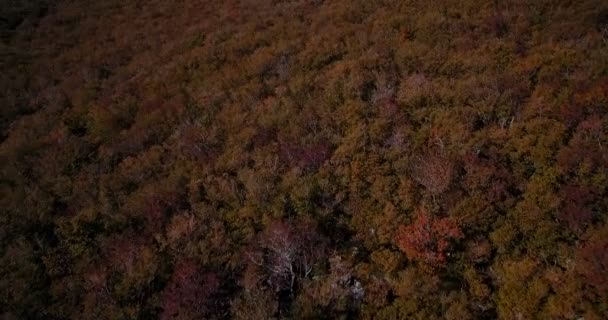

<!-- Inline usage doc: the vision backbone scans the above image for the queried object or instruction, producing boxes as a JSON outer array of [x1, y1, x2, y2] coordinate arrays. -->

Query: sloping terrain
[[1, 0, 608, 319]]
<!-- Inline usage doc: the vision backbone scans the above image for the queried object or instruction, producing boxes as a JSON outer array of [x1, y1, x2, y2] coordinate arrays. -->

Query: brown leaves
[[166, 213, 197, 245], [397, 73, 434, 107]]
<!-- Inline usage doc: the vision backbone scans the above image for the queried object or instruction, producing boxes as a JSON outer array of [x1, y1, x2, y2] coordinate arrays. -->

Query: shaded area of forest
[[1, 0, 608, 319]]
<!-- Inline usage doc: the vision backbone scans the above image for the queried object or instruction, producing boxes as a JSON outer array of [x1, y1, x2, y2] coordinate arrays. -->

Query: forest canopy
[[1, 0, 608, 319]]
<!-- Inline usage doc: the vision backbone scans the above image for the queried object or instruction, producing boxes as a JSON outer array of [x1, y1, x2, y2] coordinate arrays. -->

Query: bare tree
[[411, 150, 455, 203], [246, 219, 327, 294]]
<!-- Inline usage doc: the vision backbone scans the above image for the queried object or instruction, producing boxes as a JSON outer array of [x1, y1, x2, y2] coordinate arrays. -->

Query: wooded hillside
[[1, 0, 608, 319]]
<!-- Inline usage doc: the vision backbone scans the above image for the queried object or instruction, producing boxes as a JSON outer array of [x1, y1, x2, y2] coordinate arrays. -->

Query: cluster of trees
[[1, 0, 607, 319]]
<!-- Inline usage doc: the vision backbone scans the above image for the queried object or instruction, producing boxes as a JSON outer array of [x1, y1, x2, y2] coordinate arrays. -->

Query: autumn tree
[[161, 259, 220, 320], [394, 208, 463, 266], [291, 255, 365, 318], [557, 183, 596, 234], [576, 225, 608, 302], [278, 141, 332, 171]]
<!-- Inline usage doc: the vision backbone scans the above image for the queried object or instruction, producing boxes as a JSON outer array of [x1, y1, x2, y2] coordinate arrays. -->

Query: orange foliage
[[394, 208, 463, 266]]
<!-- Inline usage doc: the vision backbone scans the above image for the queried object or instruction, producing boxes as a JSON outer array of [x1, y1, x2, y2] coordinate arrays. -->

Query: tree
[[394, 208, 463, 266], [494, 258, 550, 320], [230, 287, 278, 320], [557, 183, 595, 234], [411, 150, 455, 202], [278, 141, 332, 171], [245, 218, 327, 293], [576, 225, 608, 301], [161, 259, 220, 320]]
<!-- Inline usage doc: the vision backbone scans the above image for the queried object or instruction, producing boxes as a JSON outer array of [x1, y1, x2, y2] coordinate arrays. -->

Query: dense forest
[[1, 0, 608, 319]]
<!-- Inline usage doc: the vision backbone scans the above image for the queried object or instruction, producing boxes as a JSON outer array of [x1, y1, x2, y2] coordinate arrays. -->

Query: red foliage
[[84, 265, 108, 294], [103, 235, 146, 274], [462, 151, 510, 202], [251, 127, 277, 148], [394, 208, 463, 266], [558, 104, 584, 128], [578, 116, 604, 140], [176, 121, 218, 161], [572, 78, 608, 112], [487, 8, 508, 37], [279, 142, 331, 170], [577, 232, 608, 298], [142, 191, 181, 233], [161, 260, 220, 320], [107, 126, 153, 158], [557, 116, 607, 173], [557, 184, 596, 233]]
